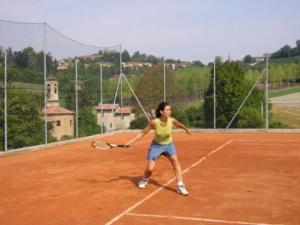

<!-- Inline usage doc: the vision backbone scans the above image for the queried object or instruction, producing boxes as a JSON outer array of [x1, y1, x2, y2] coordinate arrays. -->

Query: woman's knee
[[169, 155, 179, 164]]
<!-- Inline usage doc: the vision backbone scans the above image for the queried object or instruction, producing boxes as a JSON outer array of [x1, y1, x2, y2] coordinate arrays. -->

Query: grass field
[[269, 86, 300, 98], [271, 105, 300, 128], [0, 81, 43, 92]]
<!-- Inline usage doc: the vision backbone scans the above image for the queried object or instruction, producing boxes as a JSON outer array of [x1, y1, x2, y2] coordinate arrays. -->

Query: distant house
[[253, 56, 265, 63], [115, 107, 135, 129], [165, 62, 191, 70], [122, 62, 152, 69], [42, 75, 74, 140], [94, 104, 135, 131], [176, 62, 192, 68], [100, 62, 112, 68], [57, 60, 70, 70]]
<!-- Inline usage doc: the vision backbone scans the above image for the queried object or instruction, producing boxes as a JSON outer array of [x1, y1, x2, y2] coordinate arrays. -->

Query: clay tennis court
[[0, 131, 299, 225]]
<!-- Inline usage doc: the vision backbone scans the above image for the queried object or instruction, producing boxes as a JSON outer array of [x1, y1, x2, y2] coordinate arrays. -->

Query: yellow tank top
[[153, 118, 173, 145]]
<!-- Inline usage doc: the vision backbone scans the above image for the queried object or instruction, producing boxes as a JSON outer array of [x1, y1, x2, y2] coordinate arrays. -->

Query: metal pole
[[264, 58, 269, 129], [100, 64, 103, 133], [164, 63, 166, 101], [75, 59, 79, 138], [120, 45, 123, 130], [43, 23, 48, 144], [4, 49, 7, 151], [213, 60, 216, 129]]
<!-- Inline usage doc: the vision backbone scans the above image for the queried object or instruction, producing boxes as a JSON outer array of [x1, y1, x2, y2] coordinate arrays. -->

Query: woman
[[125, 102, 191, 196]]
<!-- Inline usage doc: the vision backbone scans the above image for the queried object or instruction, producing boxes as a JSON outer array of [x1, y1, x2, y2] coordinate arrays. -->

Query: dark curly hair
[[155, 101, 170, 118]]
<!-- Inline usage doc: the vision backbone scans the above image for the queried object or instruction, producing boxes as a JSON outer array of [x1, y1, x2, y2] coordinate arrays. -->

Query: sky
[[1, 0, 300, 63]]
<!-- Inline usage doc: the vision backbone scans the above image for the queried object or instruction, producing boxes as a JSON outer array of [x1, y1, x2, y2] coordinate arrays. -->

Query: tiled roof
[[115, 107, 133, 114], [42, 106, 74, 115], [95, 104, 120, 111]]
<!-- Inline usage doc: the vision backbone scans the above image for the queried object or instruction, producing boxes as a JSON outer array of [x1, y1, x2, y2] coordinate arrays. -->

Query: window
[[70, 120, 72, 126], [109, 122, 112, 128], [57, 120, 61, 126], [54, 84, 57, 94], [47, 84, 51, 97]]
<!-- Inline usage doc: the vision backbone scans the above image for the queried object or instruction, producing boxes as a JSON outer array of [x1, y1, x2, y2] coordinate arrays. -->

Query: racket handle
[[118, 144, 130, 148]]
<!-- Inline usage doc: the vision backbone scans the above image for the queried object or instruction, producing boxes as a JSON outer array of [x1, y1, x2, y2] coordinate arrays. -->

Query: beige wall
[[115, 114, 135, 129], [96, 110, 117, 130], [47, 114, 74, 140], [96, 110, 135, 131]]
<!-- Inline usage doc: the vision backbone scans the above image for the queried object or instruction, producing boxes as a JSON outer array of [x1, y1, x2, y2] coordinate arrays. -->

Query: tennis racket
[[91, 140, 129, 151]]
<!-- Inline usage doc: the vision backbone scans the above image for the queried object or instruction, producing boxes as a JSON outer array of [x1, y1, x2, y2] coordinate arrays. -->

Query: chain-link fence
[[1, 19, 300, 151], [0, 19, 121, 151]]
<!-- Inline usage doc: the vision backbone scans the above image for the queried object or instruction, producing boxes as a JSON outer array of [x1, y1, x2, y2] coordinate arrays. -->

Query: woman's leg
[[143, 160, 156, 179], [167, 154, 182, 182], [167, 154, 189, 195], [138, 160, 156, 189]]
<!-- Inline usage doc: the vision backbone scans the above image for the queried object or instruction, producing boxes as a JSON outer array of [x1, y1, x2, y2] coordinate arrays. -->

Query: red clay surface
[[0, 132, 299, 225]]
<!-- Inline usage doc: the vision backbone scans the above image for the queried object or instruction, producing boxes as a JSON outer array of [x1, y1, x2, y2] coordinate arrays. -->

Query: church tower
[[46, 74, 59, 107]]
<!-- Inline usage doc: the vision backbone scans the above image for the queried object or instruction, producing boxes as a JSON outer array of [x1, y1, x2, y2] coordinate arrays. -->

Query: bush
[[130, 116, 149, 129], [237, 107, 264, 128]]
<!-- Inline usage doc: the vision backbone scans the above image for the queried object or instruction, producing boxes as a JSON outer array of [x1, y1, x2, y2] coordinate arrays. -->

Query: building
[[57, 59, 70, 70], [121, 62, 152, 69], [95, 104, 135, 131], [253, 56, 265, 63], [115, 107, 135, 129], [42, 75, 74, 140]]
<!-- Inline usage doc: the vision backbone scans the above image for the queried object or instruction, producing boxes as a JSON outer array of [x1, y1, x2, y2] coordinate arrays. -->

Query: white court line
[[104, 140, 233, 225], [236, 143, 300, 146], [235, 140, 300, 143], [127, 213, 283, 225]]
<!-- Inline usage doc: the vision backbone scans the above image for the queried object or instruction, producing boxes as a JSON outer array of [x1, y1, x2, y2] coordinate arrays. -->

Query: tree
[[185, 105, 204, 127], [281, 45, 292, 57], [237, 107, 264, 128], [272, 45, 292, 58], [243, 55, 254, 63], [122, 50, 130, 62], [296, 40, 300, 49], [78, 107, 101, 137], [131, 51, 141, 61], [133, 64, 179, 114], [192, 60, 204, 67], [0, 89, 54, 150], [215, 56, 223, 64], [130, 116, 148, 129], [147, 55, 160, 64], [14, 50, 29, 68], [203, 61, 264, 128]]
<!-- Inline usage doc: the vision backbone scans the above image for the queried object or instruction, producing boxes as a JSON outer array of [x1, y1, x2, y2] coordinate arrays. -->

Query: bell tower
[[46, 74, 59, 107]]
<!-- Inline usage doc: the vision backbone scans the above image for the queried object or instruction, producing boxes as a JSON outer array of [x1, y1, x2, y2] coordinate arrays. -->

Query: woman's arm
[[173, 118, 191, 135], [125, 121, 154, 146]]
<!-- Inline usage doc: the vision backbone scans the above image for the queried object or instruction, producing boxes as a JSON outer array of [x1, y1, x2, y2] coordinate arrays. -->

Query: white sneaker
[[177, 184, 189, 196], [138, 179, 149, 189]]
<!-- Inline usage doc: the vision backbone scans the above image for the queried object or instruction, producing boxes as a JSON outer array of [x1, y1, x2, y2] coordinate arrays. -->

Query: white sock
[[143, 177, 149, 181], [178, 181, 184, 186]]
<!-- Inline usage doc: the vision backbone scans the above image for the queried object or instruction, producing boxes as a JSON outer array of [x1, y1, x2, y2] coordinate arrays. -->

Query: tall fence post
[[4, 49, 8, 151], [75, 58, 79, 138], [213, 60, 216, 129], [43, 22, 48, 144], [264, 58, 269, 129]]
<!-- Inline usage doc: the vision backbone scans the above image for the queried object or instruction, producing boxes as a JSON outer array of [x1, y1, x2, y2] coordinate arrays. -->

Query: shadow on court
[[105, 175, 177, 193]]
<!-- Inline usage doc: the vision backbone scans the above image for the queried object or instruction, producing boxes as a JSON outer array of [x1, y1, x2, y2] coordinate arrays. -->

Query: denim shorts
[[147, 141, 177, 161]]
